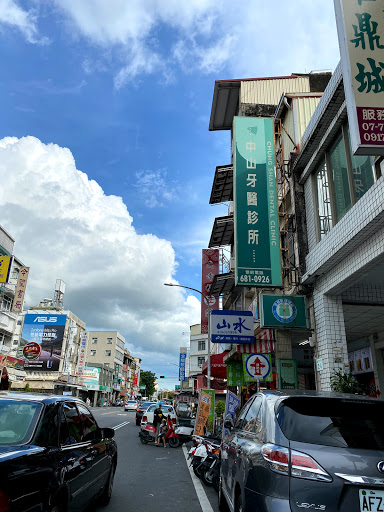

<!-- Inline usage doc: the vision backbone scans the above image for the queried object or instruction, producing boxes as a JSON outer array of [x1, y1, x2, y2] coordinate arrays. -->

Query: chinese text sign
[[201, 249, 219, 334]]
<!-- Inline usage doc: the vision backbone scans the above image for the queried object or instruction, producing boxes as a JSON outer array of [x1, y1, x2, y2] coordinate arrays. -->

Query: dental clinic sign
[[334, 0, 384, 155], [233, 117, 281, 287]]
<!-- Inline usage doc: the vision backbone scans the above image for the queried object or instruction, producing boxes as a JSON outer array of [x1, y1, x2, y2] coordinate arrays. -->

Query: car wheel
[[100, 463, 116, 505], [168, 436, 180, 448], [218, 473, 230, 512]]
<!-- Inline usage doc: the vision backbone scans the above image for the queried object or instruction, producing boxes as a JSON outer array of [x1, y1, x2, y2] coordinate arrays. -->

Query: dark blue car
[[219, 390, 384, 512], [0, 392, 117, 511]]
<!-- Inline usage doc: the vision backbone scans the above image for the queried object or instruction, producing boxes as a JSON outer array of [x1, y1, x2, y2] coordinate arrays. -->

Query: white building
[[189, 324, 209, 376]]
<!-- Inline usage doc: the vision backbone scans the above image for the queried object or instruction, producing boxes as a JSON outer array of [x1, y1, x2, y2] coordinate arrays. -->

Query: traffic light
[[160, 376, 166, 378]]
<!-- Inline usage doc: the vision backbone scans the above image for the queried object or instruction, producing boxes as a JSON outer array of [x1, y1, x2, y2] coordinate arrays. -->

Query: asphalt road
[[90, 407, 220, 512]]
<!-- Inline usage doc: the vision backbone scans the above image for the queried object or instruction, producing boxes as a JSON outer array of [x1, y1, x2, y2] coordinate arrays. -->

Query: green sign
[[260, 294, 309, 329], [242, 353, 273, 383], [278, 359, 298, 390], [226, 361, 244, 386], [233, 117, 281, 287], [202, 389, 215, 424]]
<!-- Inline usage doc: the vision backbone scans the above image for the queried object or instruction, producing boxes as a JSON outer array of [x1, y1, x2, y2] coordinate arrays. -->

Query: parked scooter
[[139, 416, 180, 446], [172, 424, 194, 446]]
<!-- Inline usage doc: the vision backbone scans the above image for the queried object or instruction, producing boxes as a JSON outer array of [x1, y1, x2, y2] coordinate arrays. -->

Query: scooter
[[173, 424, 194, 446], [139, 416, 180, 447]]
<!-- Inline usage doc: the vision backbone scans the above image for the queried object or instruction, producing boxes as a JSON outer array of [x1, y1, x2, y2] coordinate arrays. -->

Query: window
[[92, 338, 98, 344], [107, 338, 113, 344], [17, 320, 22, 326], [105, 350, 111, 357], [77, 403, 99, 441], [242, 395, 263, 432], [90, 350, 96, 356], [198, 341, 206, 351], [1, 295, 12, 312], [60, 403, 82, 445], [197, 356, 205, 367], [314, 123, 376, 241]]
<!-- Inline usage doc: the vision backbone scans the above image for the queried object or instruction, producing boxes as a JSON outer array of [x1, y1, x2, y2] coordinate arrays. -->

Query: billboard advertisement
[[19, 314, 67, 371], [334, 0, 384, 155], [233, 117, 282, 287], [201, 249, 219, 334]]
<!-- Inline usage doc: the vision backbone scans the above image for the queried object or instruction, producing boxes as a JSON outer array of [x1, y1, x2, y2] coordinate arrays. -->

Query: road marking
[[113, 421, 130, 430], [101, 411, 120, 415], [182, 446, 214, 512]]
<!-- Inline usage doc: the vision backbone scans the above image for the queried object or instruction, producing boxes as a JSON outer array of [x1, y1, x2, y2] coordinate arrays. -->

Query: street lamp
[[164, 283, 212, 390]]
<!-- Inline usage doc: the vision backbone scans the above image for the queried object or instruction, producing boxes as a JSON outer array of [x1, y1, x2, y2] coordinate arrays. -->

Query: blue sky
[[0, 0, 341, 388]]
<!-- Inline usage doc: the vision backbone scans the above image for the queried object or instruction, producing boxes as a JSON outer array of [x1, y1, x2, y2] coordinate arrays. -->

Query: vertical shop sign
[[201, 388, 215, 424], [201, 249, 219, 334], [334, 0, 384, 155], [278, 359, 298, 390], [233, 117, 282, 287], [11, 266, 30, 313], [226, 361, 244, 386], [76, 331, 88, 376], [179, 347, 187, 381], [0, 256, 12, 283], [194, 390, 212, 436]]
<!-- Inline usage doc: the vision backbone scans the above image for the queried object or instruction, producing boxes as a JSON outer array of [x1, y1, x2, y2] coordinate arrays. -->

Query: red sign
[[133, 372, 139, 387], [201, 249, 219, 334], [23, 342, 42, 360]]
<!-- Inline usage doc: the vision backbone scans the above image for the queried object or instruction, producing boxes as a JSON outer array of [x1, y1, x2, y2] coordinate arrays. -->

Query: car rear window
[[277, 397, 384, 449], [0, 399, 43, 445], [140, 402, 154, 409], [127, 401, 136, 404]]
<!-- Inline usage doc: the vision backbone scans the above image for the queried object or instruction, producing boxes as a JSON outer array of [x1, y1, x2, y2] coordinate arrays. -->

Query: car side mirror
[[223, 415, 234, 430], [101, 427, 115, 439]]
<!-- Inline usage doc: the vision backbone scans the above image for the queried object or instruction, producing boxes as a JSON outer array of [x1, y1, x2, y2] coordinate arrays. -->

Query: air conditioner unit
[[228, 201, 234, 216]]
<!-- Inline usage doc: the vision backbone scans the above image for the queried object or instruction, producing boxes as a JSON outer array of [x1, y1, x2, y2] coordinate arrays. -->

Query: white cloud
[[134, 169, 176, 208], [0, 0, 48, 44], [54, 0, 340, 83], [0, 136, 200, 356]]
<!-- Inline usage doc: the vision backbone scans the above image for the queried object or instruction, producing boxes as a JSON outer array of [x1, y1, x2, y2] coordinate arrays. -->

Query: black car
[[135, 401, 156, 425], [220, 390, 384, 512], [0, 391, 117, 511]]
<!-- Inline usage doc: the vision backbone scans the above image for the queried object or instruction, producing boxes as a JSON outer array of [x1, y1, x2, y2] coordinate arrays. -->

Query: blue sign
[[211, 310, 254, 343], [223, 391, 241, 439], [179, 351, 187, 381]]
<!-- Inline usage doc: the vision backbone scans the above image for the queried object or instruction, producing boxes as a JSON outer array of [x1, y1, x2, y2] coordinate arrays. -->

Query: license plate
[[360, 489, 384, 512]]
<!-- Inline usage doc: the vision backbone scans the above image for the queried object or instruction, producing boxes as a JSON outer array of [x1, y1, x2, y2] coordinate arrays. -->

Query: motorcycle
[[139, 415, 180, 447], [200, 450, 220, 491], [188, 436, 221, 483], [173, 424, 194, 446]]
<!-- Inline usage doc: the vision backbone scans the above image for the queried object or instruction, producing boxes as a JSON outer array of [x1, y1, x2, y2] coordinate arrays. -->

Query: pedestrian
[[156, 418, 168, 447], [0, 367, 9, 390], [153, 404, 163, 437], [86, 397, 91, 407]]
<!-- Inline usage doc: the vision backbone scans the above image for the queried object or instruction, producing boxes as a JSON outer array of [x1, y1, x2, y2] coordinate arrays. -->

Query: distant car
[[124, 400, 138, 411], [141, 404, 177, 429], [220, 390, 384, 512], [0, 391, 117, 512], [135, 401, 156, 425]]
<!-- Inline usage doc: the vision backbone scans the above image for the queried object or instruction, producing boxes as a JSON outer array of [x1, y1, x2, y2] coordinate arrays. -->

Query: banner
[[334, 0, 384, 155], [0, 256, 12, 283], [201, 249, 219, 334], [19, 314, 67, 371], [201, 388, 215, 424], [194, 390, 212, 436], [11, 266, 30, 313], [233, 117, 282, 287], [223, 390, 241, 438], [179, 347, 187, 381], [0, 354, 25, 370]]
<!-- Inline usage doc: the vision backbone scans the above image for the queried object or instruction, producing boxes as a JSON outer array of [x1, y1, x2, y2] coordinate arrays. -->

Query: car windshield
[[277, 397, 384, 450], [0, 399, 43, 445]]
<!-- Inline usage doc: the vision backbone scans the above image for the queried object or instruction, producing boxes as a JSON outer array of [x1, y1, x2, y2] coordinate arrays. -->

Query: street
[[90, 408, 219, 512]]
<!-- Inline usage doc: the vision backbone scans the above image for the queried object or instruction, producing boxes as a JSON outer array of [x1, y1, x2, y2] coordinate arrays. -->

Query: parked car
[[0, 391, 117, 512], [219, 390, 384, 512], [135, 401, 156, 425], [141, 404, 177, 429], [124, 400, 138, 411]]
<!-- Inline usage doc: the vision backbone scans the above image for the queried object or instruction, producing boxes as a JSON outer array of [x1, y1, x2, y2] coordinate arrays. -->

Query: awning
[[210, 273, 235, 296], [209, 216, 234, 248], [202, 351, 230, 378], [209, 165, 233, 205], [209, 81, 240, 131]]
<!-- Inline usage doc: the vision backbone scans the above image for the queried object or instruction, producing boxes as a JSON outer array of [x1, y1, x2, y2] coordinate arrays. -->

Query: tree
[[140, 371, 156, 397]]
